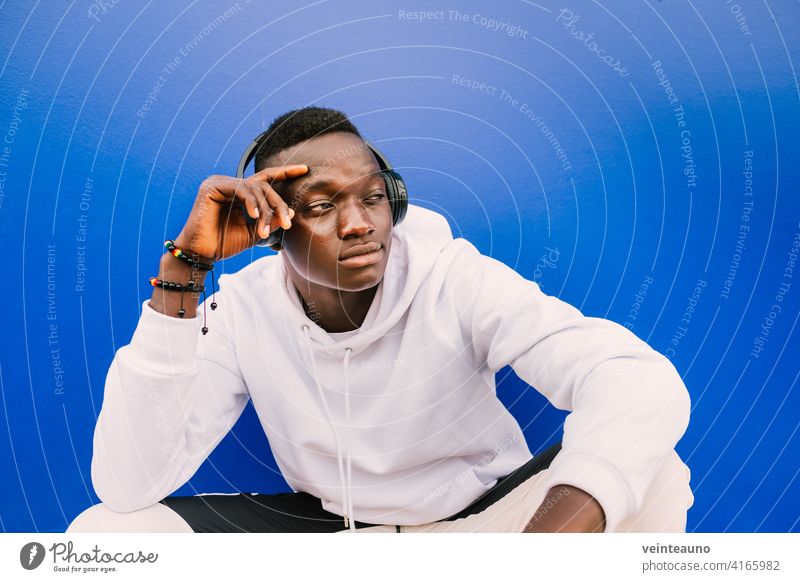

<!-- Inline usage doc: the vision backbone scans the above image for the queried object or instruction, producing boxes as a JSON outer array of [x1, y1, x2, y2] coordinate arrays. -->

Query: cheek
[[376, 203, 395, 226], [303, 221, 341, 256], [284, 223, 336, 268]]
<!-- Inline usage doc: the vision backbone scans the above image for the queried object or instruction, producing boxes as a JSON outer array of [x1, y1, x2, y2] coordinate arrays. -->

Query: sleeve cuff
[[128, 299, 203, 376], [537, 450, 635, 533]]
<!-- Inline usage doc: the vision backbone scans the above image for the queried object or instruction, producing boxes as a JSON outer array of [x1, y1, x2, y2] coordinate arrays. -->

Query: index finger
[[247, 164, 309, 184]]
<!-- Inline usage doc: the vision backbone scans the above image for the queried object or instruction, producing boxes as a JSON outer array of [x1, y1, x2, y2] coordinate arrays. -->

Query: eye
[[366, 193, 385, 202], [306, 201, 334, 212]]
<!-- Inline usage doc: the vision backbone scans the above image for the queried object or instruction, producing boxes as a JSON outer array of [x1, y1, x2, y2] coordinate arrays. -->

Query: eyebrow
[[297, 174, 384, 197]]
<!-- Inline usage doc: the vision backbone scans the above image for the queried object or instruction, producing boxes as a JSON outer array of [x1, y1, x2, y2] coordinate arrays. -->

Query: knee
[[66, 502, 194, 533], [613, 450, 694, 533]]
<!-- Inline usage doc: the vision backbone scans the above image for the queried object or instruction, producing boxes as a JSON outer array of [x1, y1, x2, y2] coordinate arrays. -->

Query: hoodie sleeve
[[449, 240, 690, 532], [91, 294, 250, 512]]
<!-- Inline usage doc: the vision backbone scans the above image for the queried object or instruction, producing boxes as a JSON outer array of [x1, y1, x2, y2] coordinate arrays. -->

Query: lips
[[339, 241, 382, 260]]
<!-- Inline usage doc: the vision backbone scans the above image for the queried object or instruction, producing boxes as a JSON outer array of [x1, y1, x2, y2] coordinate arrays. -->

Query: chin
[[337, 274, 384, 292], [332, 264, 387, 291]]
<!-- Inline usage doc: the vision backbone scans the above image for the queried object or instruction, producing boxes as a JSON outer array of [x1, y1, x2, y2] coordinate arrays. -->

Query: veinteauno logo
[[20, 542, 46, 570]]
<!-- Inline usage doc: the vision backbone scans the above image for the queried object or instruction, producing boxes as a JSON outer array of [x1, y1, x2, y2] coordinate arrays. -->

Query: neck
[[294, 279, 378, 333]]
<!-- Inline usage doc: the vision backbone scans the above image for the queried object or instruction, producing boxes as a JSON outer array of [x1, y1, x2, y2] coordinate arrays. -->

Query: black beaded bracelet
[[149, 276, 215, 334], [149, 277, 205, 293]]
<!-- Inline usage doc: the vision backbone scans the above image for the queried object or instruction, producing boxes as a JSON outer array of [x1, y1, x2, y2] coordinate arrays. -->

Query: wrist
[[172, 234, 216, 263], [159, 252, 206, 279], [150, 239, 217, 332]]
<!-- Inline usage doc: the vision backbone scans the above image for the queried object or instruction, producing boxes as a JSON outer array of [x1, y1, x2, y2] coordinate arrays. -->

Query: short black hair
[[254, 106, 362, 171]]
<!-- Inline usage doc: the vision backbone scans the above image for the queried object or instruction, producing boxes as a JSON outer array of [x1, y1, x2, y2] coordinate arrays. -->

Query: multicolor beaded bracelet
[[149, 275, 214, 334], [164, 240, 215, 271]]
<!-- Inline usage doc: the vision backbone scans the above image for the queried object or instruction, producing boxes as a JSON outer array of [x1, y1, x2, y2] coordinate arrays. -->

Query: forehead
[[272, 132, 382, 191]]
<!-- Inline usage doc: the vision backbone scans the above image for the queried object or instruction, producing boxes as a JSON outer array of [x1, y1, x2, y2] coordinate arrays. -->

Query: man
[[68, 107, 693, 533]]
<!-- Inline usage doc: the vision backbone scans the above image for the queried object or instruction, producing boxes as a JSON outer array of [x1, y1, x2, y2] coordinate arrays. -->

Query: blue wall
[[0, 0, 798, 533]]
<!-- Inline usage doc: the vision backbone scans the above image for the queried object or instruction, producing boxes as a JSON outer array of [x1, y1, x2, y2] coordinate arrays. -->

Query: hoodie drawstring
[[342, 347, 355, 529], [302, 324, 357, 532]]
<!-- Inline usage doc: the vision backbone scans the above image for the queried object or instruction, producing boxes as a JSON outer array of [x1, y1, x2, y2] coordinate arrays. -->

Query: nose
[[337, 198, 375, 239]]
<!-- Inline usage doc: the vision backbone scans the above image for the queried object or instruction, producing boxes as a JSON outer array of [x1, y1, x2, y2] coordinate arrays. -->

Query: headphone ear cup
[[264, 227, 284, 248], [254, 225, 282, 248], [381, 170, 408, 226]]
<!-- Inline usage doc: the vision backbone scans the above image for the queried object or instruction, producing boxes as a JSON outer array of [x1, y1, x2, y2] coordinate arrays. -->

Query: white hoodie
[[91, 204, 690, 531]]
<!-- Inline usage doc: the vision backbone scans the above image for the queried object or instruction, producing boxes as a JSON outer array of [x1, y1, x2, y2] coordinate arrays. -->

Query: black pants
[[160, 442, 561, 533]]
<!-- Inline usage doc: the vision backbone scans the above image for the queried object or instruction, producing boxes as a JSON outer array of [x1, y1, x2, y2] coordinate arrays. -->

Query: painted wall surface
[[0, 1, 798, 533]]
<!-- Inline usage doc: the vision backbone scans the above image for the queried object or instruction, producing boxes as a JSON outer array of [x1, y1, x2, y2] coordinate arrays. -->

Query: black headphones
[[237, 129, 409, 248]]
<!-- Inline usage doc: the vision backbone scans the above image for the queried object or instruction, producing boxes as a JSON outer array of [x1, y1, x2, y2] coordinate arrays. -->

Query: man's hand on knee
[[522, 485, 606, 533]]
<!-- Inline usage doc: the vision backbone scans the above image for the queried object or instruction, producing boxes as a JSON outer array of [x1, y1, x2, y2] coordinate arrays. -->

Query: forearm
[[148, 251, 211, 318], [522, 484, 606, 533]]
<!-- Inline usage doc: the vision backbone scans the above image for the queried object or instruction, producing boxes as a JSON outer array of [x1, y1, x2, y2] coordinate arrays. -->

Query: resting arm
[[447, 240, 691, 532]]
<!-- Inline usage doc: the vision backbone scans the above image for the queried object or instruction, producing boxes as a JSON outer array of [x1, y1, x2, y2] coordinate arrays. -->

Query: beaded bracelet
[[158, 240, 219, 334], [150, 275, 215, 334], [164, 239, 217, 309], [164, 240, 215, 271], [149, 277, 205, 293]]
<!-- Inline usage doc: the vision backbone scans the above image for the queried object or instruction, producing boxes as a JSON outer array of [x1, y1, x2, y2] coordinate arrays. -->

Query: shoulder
[[215, 254, 281, 296]]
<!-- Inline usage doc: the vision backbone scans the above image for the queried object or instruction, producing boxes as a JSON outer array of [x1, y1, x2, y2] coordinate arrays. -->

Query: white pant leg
[[66, 503, 194, 533], [400, 449, 694, 533], [400, 470, 552, 533], [335, 524, 398, 533]]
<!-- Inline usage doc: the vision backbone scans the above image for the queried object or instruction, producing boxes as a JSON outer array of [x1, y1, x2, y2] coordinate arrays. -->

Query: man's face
[[269, 132, 393, 293]]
